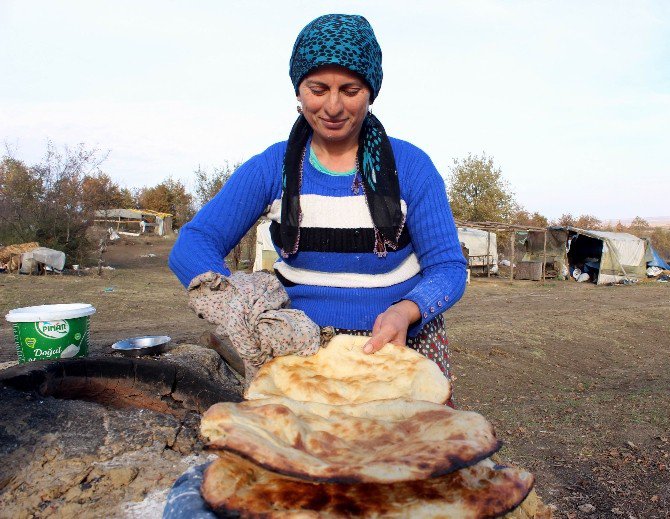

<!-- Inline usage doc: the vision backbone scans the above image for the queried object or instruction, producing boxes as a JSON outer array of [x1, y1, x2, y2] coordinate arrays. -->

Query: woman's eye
[[343, 89, 361, 97], [309, 88, 326, 96]]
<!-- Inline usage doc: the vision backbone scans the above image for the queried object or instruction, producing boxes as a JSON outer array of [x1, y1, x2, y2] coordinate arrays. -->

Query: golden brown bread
[[201, 451, 535, 518], [201, 397, 500, 483], [245, 334, 451, 405]]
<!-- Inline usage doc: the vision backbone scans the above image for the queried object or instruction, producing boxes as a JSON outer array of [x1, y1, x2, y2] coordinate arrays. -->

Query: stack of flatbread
[[200, 335, 538, 518]]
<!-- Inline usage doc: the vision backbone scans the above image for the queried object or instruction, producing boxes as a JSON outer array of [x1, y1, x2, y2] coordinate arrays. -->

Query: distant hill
[[606, 216, 670, 228]]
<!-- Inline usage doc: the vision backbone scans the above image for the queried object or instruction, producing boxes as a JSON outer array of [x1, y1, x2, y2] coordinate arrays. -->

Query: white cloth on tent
[[590, 231, 646, 267]]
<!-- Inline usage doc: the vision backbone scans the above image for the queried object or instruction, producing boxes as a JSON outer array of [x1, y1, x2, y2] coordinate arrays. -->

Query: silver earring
[[297, 105, 303, 114]]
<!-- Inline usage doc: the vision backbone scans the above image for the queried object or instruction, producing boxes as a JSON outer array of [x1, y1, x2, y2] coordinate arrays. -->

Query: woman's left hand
[[363, 300, 421, 354]]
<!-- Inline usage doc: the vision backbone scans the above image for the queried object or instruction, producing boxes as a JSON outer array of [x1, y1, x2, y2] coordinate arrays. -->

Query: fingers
[[363, 315, 385, 353], [364, 321, 397, 354], [363, 306, 411, 354], [363, 333, 387, 354]]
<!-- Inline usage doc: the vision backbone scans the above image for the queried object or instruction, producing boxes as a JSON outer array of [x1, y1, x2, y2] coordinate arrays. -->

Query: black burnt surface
[[0, 355, 242, 417]]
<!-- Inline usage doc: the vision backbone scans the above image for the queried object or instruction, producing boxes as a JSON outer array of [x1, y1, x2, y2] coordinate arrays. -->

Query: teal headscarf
[[289, 14, 383, 102], [281, 14, 404, 259]]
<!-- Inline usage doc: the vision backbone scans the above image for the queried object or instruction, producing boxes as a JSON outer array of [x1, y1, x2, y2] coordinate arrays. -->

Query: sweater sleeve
[[168, 145, 282, 287], [397, 146, 467, 335]]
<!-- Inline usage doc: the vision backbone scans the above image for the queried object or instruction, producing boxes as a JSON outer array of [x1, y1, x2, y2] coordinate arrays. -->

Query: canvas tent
[[457, 227, 497, 272], [556, 227, 652, 285]]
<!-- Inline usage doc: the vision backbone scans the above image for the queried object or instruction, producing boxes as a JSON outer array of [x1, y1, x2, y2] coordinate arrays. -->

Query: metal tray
[[111, 335, 172, 356]]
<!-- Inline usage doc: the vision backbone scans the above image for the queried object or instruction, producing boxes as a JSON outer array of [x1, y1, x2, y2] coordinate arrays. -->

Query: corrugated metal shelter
[[94, 209, 173, 236]]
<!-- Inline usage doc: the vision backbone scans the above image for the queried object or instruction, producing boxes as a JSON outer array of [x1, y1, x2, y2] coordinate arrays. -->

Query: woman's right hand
[[363, 300, 420, 354]]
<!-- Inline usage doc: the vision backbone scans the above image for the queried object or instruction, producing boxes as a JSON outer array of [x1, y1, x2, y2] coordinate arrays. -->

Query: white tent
[[565, 228, 652, 285], [457, 227, 497, 270]]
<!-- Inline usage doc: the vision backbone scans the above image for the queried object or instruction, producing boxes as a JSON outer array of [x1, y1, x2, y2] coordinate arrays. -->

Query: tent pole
[[487, 231, 491, 278], [510, 232, 515, 282], [605, 237, 629, 284], [542, 230, 547, 282]]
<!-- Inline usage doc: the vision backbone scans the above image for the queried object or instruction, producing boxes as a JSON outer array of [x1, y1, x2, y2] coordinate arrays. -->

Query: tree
[[555, 213, 575, 227], [630, 216, 650, 232], [31, 142, 106, 246], [137, 176, 194, 227], [1, 142, 107, 262], [650, 227, 670, 260], [193, 161, 241, 208], [118, 187, 137, 209], [0, 157, 44, 242], [574, 214, 602, 230], [512, 209, 548, 228], [447, 153, 518, 222], [81, 172, 124, 215]]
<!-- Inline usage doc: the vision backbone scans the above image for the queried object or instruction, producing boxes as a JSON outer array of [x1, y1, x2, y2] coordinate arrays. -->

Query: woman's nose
[[324, 91, 343, 115]]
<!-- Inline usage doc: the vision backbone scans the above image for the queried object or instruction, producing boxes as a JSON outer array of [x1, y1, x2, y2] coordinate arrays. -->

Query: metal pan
[[111, 335, 172, 356]]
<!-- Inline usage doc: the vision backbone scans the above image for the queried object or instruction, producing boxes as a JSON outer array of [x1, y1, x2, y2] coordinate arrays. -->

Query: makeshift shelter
[[21, 247, 66, 273], [455, 220, 549, 281], [253, 220, 278, 272], [456, 227, 498, 273], [522, 228, 569, 278], [558, 228, 652, 285], [94, 209, 173, 236]]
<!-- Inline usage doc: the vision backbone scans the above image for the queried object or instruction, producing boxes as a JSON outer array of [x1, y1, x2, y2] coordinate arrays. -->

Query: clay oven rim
[[0, 357, 242, 418]]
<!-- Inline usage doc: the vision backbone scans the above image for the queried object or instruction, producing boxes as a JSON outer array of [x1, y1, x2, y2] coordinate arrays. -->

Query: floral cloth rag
[[187, 271, 322, 384]]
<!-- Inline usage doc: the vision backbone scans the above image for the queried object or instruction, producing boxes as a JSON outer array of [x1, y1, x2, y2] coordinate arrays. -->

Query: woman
[[169, 14, 466, 386]]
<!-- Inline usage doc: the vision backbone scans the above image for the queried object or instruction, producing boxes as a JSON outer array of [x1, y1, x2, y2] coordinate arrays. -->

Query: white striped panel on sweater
[[266, 195, 408, 229], [273, 253, 421, 288]]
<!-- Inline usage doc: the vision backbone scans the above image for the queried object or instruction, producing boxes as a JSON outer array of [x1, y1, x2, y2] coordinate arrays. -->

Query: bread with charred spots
[[201, 397, 500, 484]]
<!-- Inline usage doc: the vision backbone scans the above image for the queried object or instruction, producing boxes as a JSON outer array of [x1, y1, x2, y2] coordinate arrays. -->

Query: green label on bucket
[[13, 316, 90, 363]]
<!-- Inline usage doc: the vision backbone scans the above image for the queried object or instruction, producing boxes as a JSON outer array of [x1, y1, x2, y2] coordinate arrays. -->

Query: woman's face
[[297, 65, 371, 148]]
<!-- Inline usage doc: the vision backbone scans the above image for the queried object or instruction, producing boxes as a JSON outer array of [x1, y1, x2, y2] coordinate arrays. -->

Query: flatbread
[[201, 397, 500, 483], [201, 451, 535, 519], [245, 334, 451, 405]]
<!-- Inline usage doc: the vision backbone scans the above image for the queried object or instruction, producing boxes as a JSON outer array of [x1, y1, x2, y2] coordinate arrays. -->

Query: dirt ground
[[1, 235, 669, 518]]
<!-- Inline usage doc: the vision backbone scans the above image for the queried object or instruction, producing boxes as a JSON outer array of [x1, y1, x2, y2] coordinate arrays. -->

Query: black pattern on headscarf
[[290, 14, 383, 101], [279, 113, 405, 258]]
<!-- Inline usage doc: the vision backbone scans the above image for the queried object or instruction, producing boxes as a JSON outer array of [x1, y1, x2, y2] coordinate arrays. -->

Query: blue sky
[[1, 0, 668, 220]]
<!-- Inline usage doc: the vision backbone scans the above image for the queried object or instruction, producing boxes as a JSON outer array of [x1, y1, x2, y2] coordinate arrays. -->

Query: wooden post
[[510, 232, 515, 282], [487, 231, 491, 278], [542, 230, 547, 282]]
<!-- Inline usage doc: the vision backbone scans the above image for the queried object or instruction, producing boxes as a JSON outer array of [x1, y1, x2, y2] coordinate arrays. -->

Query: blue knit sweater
[[169, 137, 466, 336]]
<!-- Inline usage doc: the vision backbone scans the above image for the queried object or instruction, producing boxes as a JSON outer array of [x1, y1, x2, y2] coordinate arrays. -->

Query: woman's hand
[[363, 300, 421, 354]]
